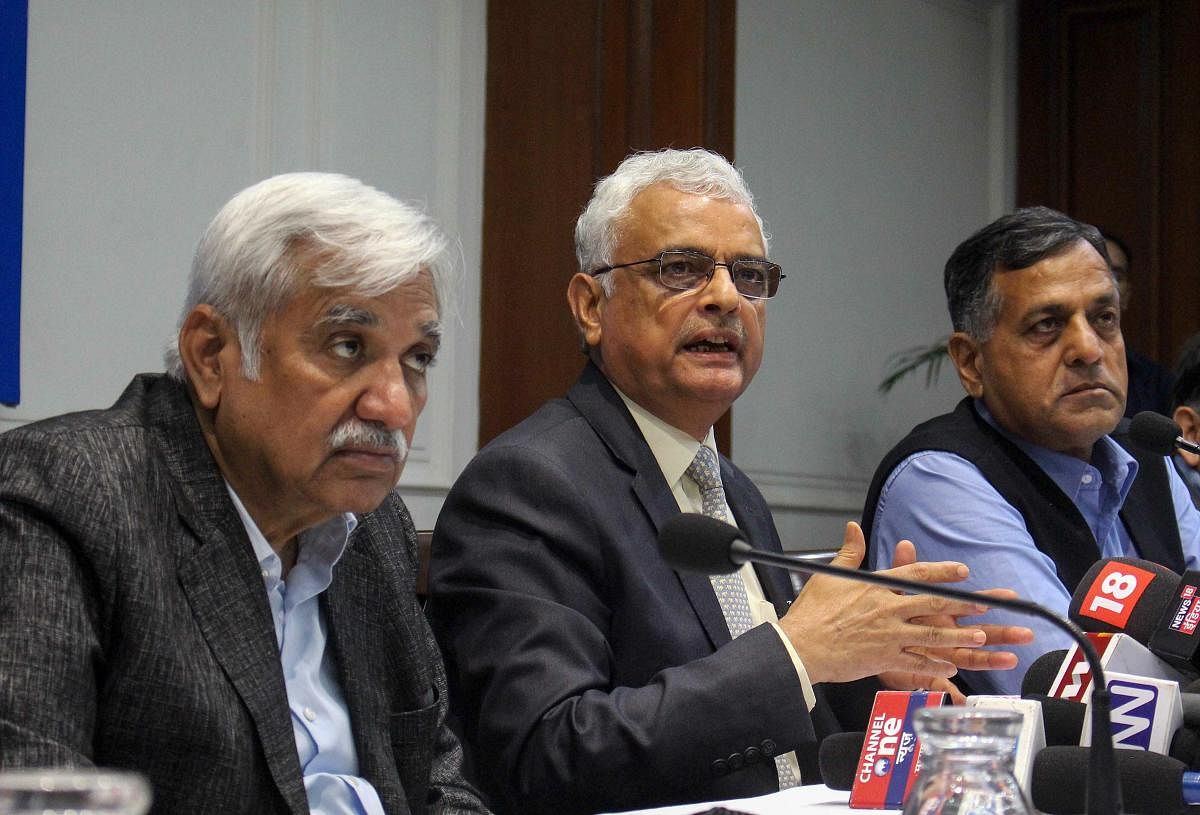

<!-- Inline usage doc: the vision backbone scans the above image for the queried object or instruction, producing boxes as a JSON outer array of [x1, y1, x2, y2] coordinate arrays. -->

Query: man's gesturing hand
[[779, 522, 998, 686]]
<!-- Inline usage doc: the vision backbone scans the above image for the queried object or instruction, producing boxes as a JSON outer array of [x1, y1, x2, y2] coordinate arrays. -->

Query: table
[[600, 784, 901, 814]]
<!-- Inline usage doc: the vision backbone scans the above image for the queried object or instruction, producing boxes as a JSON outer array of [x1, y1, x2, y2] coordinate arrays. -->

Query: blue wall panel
[[0, 0, 27, 406]]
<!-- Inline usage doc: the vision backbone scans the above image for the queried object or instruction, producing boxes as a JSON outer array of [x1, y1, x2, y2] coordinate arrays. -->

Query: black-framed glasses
[[590, 250, 785, 300]]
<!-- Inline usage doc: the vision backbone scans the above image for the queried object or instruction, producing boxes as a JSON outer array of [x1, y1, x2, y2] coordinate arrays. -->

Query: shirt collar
[[613, 385, 717, 487], [224, 482, 358, 574], [973, 399, 1138, 504]]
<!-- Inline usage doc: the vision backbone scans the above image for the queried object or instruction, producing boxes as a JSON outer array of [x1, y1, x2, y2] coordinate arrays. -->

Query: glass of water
[[0, 769, 151, 815]]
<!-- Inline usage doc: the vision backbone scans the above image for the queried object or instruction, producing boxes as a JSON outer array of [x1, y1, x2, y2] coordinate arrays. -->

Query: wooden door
[[1018, 0, 1200, 366], [479, 0, 736, 450]]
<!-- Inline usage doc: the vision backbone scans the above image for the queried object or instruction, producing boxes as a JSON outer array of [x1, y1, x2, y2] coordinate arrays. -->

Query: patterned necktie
[[685, 445, 800, 789], [686, 446, 754, 637]]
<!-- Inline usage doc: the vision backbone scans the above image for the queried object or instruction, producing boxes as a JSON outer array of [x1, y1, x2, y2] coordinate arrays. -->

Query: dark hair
[[1098, 228, 1132, 271], [944, 206, 1110, 339], [1172, 333, 1200, 410]]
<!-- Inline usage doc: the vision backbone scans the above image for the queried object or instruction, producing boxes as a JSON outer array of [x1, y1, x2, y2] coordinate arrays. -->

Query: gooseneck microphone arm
[[659, 513, 1122, 815]]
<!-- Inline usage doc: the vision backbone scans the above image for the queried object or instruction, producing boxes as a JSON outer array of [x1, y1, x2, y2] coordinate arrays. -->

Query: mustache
[[679, 316, 746, 341], [327, 419, 408, 462]]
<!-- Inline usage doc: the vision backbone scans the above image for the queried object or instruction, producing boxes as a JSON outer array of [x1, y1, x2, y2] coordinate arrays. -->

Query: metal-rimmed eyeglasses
[[589, 249, 785, 300]]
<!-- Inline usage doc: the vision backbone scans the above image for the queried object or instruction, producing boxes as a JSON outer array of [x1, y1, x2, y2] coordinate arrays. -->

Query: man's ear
[[947, 331, 985, 399], [567, 272, 606, 351], [178, 305, 238, 409], [1175, 405, 1200, 469]]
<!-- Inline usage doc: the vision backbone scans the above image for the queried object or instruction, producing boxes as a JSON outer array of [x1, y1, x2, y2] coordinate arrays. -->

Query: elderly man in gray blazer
[[0, 173, 488, 815]]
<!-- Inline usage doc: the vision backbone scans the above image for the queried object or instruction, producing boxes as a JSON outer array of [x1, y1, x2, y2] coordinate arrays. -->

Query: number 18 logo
[[1077, 562, 1157, 629]]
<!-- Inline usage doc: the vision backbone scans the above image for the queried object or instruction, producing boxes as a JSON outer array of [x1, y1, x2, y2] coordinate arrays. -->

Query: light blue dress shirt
[[227, 486, 384, 815], [868, 401, 1200, 695], [1173, 453, 1200, 510]]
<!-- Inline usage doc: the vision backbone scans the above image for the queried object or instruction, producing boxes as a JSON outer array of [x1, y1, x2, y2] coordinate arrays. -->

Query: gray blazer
[[0, 374, 487, 815]]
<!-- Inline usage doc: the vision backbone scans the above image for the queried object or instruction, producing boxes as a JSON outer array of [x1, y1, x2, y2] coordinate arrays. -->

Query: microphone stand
[[727, 540, 1123, 815]]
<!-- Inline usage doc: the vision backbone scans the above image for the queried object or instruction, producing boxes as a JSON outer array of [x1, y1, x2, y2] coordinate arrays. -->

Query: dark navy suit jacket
[[429, 363, 846, 814]]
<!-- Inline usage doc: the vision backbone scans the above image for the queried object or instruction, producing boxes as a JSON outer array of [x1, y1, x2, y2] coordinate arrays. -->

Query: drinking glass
[[0, 769, 151, 815], [902, 707, 1033, 815]]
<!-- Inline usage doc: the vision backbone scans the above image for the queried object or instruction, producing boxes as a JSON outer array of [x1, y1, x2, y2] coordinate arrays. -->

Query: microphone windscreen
[[1129, 411, 1184, 455], [1170, 725, 1200, 771], [1027, 695, 1085, 745], [1031, 746, 1187, 814], [657, 513, 743, 575], [1021, 649, 1069, 696], [1068, 557, 1179, 642], [817, 731, 864, 791]]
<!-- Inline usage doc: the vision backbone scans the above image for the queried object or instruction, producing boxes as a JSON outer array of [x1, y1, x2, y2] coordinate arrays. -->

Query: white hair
[[165, 172, 454, 380], [574, 148, 768, 295]]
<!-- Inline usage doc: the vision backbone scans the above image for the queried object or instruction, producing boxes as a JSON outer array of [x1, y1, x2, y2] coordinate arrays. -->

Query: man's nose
[[697, 263, 742, 313], [356, 364, 417, 430], [1064, 316, 1105, 366]]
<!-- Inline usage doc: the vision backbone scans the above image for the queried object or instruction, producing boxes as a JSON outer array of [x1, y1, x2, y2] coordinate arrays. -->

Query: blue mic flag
[[0, 0, 27, 406]]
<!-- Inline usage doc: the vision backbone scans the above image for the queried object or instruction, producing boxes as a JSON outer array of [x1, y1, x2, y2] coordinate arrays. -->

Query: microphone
[[849, 690, 944, 808], [1022, 649, 1070, 696], [658, 512, 1123, 815], [1029, 689, 1200, 768], [818, 731, 865, 791], [1028, 694, 1088, 746], [1130, 411, 1200, 456], [823, 696, 1047, 797], [1048, 633, 1186, 702], [965, 696, 1046, 790], [1032, 746, 1200, 814], [1069, 558, 1179, 640], [1080, 670, 1184, 754], [1070, 557, 1200, 675]]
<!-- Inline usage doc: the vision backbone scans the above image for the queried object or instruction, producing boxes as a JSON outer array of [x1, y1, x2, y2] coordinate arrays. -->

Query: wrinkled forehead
[[616, 185, 765, 254]]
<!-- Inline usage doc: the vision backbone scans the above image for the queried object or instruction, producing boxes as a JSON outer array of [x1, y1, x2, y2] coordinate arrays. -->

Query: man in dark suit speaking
[[0, 173, 488, 815], [427, 148, 1030, 814]]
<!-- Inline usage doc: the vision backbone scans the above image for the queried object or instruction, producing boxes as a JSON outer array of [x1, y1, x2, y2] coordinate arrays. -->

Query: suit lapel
[[567, 363, 734, 648], [149, 379, 309, 812], [328, 531, 426, 806]]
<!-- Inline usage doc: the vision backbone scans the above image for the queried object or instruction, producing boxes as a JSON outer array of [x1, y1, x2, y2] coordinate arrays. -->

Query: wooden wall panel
[[1160, 1, 1200, 361], [480, 0, 736, 449], [1018, 0, 1200, 365]]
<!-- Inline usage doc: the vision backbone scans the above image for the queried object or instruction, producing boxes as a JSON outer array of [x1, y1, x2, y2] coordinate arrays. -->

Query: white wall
[[734, 0, 1017, 551], [7, 1, 1014, 539], [4, 0, 486, 529]]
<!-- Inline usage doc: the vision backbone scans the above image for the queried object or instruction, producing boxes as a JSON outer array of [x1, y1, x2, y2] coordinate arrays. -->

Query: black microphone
[[1069, 557, 1200, 675], [658, 512, 1123, 815], [1032, 746, 1200, 813], [1021, 649, 1070, 696], [1022, 694, 1088, 746], [817, 731, 865, 791], [1130, 411, 1200, 456], [1026, 691, 1200, 762]]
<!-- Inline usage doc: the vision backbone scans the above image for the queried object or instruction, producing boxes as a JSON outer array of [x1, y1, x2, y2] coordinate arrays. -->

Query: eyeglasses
[[589, 250, 785, 300]]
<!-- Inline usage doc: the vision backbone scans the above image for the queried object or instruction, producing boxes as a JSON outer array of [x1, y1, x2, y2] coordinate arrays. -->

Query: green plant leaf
[[878, 336, 951, 394]]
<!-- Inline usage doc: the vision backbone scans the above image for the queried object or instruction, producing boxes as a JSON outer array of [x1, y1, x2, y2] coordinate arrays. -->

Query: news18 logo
[[1169, 581, 1200, 635], [1076, 562, 1156, 628]]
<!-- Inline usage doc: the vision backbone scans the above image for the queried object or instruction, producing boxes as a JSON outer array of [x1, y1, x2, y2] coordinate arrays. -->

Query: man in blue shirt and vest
[[864, 206, 1200, 695]]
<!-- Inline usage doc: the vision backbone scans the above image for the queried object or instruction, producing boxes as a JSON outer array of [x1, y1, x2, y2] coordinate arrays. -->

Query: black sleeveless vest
[[861, 398, 1184, 593]]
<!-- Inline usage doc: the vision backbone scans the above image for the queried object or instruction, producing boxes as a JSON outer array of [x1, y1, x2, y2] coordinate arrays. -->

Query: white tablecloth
[[600, 784, 901, 815]]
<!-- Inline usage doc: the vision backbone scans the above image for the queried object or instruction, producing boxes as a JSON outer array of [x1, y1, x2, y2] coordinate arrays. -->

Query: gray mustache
[[328, 420, 408, 461]]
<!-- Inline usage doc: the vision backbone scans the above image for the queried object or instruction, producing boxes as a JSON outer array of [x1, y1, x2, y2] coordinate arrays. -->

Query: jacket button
[[745, 746, 761, 764], [728, 752, 745, 771], [760, 739, 777, 757], [711, 758, 730, 777]]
